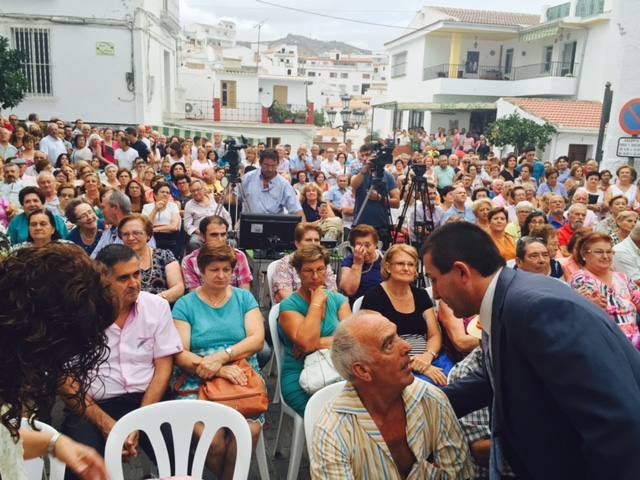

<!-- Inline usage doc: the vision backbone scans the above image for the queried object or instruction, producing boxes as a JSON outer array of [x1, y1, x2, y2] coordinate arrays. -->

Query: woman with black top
[[499, 153, 518, 182], [361, 244, 454, 385], [300, 183, 322, 222]]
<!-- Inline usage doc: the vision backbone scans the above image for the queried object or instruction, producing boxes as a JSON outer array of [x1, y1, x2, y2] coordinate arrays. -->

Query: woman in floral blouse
[[571, 232, 640, 348]]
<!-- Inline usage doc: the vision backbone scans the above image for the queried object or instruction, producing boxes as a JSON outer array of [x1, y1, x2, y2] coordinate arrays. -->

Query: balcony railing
[[422, 62, 578, 81], [184, 99, 313, 124]]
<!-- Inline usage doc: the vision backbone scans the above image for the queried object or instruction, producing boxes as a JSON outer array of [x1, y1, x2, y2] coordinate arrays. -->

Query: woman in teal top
[[279, 244, 351, 416], [172, 244, 265, 479]]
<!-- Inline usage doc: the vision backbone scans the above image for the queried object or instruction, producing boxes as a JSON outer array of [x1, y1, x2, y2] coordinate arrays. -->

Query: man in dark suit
[[422, 222, 640, 480]]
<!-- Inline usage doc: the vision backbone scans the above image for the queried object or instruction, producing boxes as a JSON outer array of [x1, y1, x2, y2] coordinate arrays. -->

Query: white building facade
[[1, 0, 182, 125], [381, 1, 615, 136]]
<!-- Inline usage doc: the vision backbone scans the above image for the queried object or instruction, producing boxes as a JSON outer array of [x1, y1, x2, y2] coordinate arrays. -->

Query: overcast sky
[[181, 0, 553, 51]]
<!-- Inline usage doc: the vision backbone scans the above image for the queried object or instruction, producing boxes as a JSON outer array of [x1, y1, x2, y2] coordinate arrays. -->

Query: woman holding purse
[[278, 244, 351, 416], [172, 244, 265, 480]]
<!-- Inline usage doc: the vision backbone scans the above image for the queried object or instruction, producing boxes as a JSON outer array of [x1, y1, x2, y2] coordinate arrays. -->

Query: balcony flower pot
[[294, 112, 307, 124]]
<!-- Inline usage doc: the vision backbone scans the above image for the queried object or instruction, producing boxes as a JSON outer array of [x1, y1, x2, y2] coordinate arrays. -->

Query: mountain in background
[[237, 33, 371, 57]]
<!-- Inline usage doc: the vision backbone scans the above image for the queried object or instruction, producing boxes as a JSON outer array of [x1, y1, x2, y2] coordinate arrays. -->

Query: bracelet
[[426, 349, 438, 359], [311, 303, 323, 308], [47, 432, 62, 458]]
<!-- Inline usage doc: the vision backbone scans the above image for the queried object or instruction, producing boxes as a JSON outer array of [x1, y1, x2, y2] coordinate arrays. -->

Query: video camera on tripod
[[369, 142, 394, 179], [221, 135, 249, 184]]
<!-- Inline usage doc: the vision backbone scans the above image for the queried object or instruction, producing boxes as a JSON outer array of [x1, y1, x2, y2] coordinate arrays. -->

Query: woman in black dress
[[361, 244, 453, 385]]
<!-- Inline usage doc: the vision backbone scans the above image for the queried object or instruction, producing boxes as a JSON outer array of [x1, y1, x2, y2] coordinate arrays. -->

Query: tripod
[[394, 169, 436, 288], [353, 171, 394, 249]]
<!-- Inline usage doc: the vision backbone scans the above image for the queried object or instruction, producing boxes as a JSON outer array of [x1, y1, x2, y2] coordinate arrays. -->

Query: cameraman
[[351, 143, 400, 249]]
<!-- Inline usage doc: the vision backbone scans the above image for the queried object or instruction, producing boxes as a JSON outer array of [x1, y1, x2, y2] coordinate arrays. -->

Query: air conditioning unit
[[185, 102, 194, 113]]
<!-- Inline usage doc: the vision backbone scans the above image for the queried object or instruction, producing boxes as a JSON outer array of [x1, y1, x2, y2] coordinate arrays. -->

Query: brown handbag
[[174, 359, 269, 417]]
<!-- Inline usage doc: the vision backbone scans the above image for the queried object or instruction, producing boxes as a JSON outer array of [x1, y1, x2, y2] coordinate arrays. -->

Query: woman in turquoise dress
[[279, 244, 351, 416], [172, 244, 265, 480]]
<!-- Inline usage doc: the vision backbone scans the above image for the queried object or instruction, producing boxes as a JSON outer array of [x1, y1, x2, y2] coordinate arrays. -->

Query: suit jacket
[[443, 267, 640, 480]]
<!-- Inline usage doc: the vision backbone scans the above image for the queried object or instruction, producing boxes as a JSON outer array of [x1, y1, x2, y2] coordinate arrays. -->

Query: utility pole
[[596, 82, 613, 165], [254, 20, 266, 72]]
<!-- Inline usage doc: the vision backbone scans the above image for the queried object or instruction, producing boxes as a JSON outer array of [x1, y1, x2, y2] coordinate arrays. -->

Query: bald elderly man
[[310, 310, 473, 479]]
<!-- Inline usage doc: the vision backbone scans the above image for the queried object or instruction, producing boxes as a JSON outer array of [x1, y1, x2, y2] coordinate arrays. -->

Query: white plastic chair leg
[[272, 409, 285, 457], [273, 375, 281, 404], [256, 430, 270, 480], [286, 414, 305, 480]]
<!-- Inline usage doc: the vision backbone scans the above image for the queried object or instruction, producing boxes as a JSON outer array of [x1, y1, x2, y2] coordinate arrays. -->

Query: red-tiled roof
[[430, 6, 540, 27], [504, 98, 603, 131]]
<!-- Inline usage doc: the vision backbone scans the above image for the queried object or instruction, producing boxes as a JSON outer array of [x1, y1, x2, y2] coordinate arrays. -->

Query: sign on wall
[[619, 98, 640, 136], [96, 42, 115, 56], [617, 137, 640, 158]]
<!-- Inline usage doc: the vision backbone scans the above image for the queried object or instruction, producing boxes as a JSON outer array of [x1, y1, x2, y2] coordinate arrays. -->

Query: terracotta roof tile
[[504, 98, 603, 131], [431, 7, 540, 27]]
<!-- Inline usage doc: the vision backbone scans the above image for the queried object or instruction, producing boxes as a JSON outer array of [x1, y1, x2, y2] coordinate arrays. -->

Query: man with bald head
[[310, 311, 473, 479], [38, 123, 67, 163]]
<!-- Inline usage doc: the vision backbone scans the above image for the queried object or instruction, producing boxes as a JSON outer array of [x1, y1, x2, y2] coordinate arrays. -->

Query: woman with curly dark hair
[[0, 243, 114, 479]]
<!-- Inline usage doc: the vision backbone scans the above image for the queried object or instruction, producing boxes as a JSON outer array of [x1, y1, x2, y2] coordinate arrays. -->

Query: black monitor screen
[[238, 213, 301, 254]]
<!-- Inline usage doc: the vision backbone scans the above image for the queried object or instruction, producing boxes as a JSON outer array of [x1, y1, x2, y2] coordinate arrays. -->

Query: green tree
[[0, 36, 28, 110], [486, 112, 557, 154]]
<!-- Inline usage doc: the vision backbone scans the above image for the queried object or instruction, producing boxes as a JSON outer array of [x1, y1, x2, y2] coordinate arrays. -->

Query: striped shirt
[[311, 380, 475, 479]]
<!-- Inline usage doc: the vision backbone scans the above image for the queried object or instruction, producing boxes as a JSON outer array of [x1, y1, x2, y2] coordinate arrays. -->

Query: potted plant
[[294, 111, 307, 124], [269, 103, 289, 123]]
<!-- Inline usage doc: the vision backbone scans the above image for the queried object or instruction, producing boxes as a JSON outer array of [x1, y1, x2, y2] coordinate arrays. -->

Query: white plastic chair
[[266, 259, 279, 306], [104, 399, 252, 480], [265, 259, 281, 404], [21, 418, 66, 480], [268, 303, 306, 480], [352, 295, 364, 314], [304, 381, 346, 453]]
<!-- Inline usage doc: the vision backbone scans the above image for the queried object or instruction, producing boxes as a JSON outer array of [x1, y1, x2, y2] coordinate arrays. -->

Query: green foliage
[[486, 112, 557, 154], [0, 36, 29, 110], [314, 110, 326, 127]]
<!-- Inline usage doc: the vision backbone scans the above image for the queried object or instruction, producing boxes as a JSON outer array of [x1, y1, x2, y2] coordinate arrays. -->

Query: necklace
[[201, 287, 229, 307], [361, 253, 378, 274]]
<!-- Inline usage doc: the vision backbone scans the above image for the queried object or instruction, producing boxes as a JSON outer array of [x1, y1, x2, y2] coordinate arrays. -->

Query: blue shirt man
[[441, 186, 476, 223], [324, 175, 351, 211], [351, 147, 401, 249], [239, 148, 302, 215]]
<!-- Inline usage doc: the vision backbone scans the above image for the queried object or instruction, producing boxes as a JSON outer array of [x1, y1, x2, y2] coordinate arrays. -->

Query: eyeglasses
[[300, 266, 327, 277], [391, 261, 417, 269], [76, 210, 95, 221], [586, 249, 614, 256], [121, 230, 146, 238]]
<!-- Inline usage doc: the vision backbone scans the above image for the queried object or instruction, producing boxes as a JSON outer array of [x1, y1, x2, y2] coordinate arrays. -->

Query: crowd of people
[[2, 112, 640, 480]]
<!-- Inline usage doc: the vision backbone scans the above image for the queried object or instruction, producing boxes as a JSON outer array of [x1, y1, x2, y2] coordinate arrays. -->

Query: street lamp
[[327, 94, 365, 143]]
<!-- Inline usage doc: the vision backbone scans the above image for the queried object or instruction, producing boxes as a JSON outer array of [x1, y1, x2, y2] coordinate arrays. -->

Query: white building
[[299, 50, 379, 107], [177, 31, 315, 146], [381, 1, 615, 136], [1, 0, 182, 125], [496, 97, 602, 162]]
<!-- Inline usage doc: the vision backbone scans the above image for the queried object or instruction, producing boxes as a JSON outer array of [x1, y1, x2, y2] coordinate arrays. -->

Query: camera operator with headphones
[[351, 142, 400, 249]]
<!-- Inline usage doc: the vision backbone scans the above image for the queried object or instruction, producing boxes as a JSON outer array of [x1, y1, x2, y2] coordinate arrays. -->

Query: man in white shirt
[[37, 123, 67, 163], [613, 223, 640, 286], [114, 138, 139, 170], [321, 148, 343, 188], [0, 127, 18, 159]]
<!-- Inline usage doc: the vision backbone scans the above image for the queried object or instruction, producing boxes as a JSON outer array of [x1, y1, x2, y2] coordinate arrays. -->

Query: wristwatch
[[224, 346, 234, 360]]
